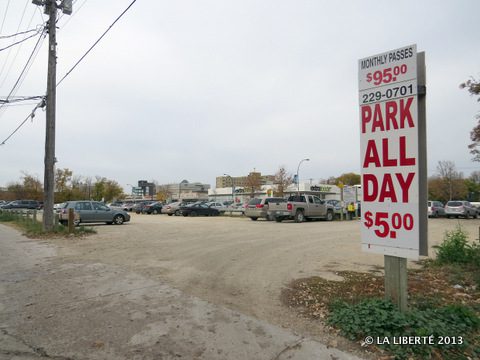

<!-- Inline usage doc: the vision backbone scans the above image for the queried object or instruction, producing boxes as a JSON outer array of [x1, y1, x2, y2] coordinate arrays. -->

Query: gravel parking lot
[[50, 216, 480, 342], [1, 214, 479, 359]]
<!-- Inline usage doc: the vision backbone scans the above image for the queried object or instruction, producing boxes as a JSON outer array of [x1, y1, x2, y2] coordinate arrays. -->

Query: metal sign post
[[358, 45, 427, 311]]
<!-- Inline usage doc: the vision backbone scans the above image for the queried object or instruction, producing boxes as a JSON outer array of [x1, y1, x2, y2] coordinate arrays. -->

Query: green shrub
[[434, 226, 480, 266], [328, 298, 480, 359]]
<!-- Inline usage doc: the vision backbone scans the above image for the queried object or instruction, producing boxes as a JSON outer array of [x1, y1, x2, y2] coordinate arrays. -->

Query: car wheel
[[113, 215, 124, 225], [174, 210, 180, 216], [294, 210, 305, 223], [250, 217, 258, 221], [153, 209, 159, 215], [168, 213, 173, 216], [326, 210, 334, 221]]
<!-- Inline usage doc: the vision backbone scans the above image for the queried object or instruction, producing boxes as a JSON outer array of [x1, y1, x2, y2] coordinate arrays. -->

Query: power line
[[57, 0, 87, 30], [0, 29, 42, 52], [0, 27, 39, 39], [0, 98, 45, 146], [0, 28, 46, 114], [1, 0, 138, 147], [0, 4, 42, 88], [0, 96, 45, 104], [57, 0, 138, 87]]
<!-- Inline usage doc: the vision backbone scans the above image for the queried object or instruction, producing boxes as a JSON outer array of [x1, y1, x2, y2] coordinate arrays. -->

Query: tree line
[[0, 168, 124, 203]]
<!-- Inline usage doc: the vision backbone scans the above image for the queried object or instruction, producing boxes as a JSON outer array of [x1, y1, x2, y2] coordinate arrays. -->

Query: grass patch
[[282, 225, 480, 359], [0, 210, 95, 237]]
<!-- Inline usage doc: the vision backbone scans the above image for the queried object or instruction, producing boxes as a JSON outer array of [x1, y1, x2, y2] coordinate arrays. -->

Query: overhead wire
[[57, 0, 137, 87], [57, 0, 87, 30], [0, 27, 46, 114], [1, 0, 138, 146], [0, 29, 42, 52], [0, 27, 40, 39], [0, 98, 45, 145], [0, 2, 42, 88]]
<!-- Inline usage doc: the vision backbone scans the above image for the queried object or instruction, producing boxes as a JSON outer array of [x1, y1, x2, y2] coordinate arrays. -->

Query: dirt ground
[[1, 214, 479, 359]]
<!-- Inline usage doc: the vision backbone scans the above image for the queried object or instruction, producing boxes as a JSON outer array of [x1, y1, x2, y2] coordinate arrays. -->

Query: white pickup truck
[[267, 194, 335, 222]]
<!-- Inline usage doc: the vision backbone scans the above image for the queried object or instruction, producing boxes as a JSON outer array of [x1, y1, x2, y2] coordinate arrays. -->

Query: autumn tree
[[460, 77, 480, 161], [156, 185, 172, 202], [245, 171, 262, 198], [4, 172, 43, 200], [55, 168, 73, 202], [274, 166, 293, 197], [428, 161, 467, 202], [336, 172, 361, 186], [465, 171, 480, 202]]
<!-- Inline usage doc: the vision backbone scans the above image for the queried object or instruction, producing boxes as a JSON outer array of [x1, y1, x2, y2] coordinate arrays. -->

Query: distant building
[[158, 180, 210, 202], [136, 180, 156, 198], [216, 172, 275, 188]]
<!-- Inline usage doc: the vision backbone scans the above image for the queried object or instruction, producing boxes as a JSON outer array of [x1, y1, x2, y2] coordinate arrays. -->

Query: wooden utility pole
[[43, 0, 57, 231], [32, 0, 71, 231]]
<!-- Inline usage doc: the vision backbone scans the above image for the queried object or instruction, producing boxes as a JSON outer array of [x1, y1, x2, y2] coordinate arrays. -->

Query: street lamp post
[[296, 158, 310, 194], [224, 174, 235, 202]]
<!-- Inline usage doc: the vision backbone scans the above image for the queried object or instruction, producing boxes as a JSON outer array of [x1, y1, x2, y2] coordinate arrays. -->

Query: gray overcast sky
[[0, 0, 479, 191]]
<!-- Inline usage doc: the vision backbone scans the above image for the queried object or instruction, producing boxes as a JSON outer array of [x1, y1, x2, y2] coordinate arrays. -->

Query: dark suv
[[2, 200, 41, 209]]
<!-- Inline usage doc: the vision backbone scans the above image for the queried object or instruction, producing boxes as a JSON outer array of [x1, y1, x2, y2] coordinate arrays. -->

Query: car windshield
[[266, 198, 285, 204], [288, 195, 306, 202], [447, 201, 463, 207]]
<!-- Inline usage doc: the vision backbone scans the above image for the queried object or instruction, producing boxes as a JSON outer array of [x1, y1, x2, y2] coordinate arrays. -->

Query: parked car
[[244, 197, 286, 221], [58, 200, 130, 225], [123, 202, 135, 211], [180, 203, 220, 217], [133, 201, 155, 214], [444, 201, 478, 219], [1, 200, 41, 210], [161, 201, 183, 216], [326, 199, 347, 217], [268, 194, 335, 222], [427, 201, 445, 218], [206, 202, 226, 212], [142, 202, 163, 214]]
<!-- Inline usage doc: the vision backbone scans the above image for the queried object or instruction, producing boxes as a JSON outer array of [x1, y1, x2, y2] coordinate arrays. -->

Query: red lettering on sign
[[385, 101, 398, 131], [378, 174, 397, 202], [400, 98, 414, 129], [363, 174, 378, 202], [363, 172, 415, 203], [396, 172, 415, 202], [399, 136, 415, 166], [363, 140, 381, 168], [361, 97, 416, 134], [382, 138, 397, 167], [363, 137, 416, 169]]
